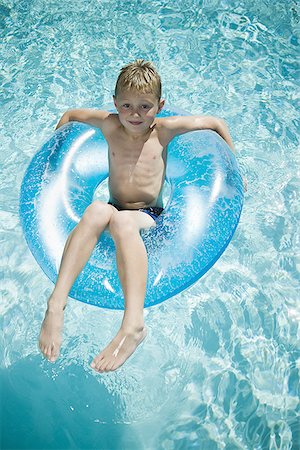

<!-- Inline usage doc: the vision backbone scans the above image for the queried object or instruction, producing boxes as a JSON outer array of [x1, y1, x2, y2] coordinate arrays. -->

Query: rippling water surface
[[1, 0, 299, 449]]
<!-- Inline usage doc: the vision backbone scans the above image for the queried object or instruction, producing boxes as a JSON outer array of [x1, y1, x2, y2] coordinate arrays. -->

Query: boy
[[39, 59, 236, 373]]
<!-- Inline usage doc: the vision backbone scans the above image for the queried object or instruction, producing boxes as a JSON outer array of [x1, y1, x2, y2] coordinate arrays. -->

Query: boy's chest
[[107, 134, 166, 170]]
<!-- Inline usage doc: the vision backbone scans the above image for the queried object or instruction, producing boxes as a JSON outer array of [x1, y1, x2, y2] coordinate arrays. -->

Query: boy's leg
[[39, 201, 117, 362], [91, 210, 155, 373]]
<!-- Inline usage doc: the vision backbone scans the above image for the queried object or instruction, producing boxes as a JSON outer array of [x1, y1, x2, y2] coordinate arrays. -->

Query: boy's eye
[[122, 104, 130, 108], [141, 104, 150, 109]]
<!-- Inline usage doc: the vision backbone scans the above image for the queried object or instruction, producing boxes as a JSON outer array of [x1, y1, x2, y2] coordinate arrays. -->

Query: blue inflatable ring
[[19, 107, 244, 310]]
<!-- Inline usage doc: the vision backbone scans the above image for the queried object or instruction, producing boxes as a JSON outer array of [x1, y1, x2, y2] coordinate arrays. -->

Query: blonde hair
[[114, 59, 161, 99]]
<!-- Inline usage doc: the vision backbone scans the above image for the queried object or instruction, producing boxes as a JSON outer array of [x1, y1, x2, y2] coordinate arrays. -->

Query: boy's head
[[113, 59, 164, 134], [114, 59, 161, 100]]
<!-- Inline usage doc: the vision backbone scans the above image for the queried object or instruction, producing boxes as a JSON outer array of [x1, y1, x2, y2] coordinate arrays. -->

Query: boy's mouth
[[129, 121, 143, 125]]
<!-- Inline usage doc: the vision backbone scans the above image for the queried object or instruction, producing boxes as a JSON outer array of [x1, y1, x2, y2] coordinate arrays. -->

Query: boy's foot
[[90, 325, 147, 373], [38, 296, 66, 362]]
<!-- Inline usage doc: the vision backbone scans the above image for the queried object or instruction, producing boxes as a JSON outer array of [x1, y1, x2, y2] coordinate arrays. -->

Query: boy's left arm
[[161, 115, 235, 153], [161, 115, 248, 191]]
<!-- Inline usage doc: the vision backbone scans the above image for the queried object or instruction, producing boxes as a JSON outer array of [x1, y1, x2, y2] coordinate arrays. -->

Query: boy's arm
[[161, 115, 235, 153], [161, 115, 249, 191], [55, 108, 111, 131]]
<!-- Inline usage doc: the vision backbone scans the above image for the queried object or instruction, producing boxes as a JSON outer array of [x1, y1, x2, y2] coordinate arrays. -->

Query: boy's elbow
[[203, 116, 227, 132], [215, 117, 229, 133], [215, 117, 227, 128], [65, 109, 75, 121], [55, 110, 72, 130]]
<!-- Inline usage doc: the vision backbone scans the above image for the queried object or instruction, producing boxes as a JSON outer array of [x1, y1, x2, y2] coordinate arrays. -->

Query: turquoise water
[[1, 0, 299, 449]]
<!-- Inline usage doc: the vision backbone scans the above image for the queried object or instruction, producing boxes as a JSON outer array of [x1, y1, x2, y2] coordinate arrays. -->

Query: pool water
[[1, 0, 299, 449]]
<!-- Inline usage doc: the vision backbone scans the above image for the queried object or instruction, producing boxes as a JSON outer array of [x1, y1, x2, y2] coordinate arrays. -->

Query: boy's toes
[[91, 360, 100, 371], [91, 354, 104, 371], [96, 361, 105, 372], [98, 359, 109, 372], [50, 348, 59, 362], [101, 360, 112, 372], [44, 344, 56, 361], [46, 346, 53, 359], [105, 361, 115, 372]]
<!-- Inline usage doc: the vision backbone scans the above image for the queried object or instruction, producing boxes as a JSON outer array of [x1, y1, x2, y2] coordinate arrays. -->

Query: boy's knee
[[82, 201, 113, 229], [109, 212, 138, 239]]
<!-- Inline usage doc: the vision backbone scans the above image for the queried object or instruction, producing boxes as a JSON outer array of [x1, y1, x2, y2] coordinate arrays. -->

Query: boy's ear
[[113, 95, 118, 108], [158, 99, 165, 113]]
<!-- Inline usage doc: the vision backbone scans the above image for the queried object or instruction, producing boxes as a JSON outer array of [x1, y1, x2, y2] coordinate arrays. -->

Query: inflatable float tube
[[19, 107, 244, 310]]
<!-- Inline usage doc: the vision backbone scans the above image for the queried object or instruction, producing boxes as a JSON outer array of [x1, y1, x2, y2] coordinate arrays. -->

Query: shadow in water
[[1, 355, 143, 450]]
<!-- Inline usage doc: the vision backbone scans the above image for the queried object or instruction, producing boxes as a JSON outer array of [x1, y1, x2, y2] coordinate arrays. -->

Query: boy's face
[[113, 89, 164, 135]]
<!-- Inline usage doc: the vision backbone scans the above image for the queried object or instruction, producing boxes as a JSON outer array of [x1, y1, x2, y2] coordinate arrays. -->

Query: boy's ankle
[[47, 293, 67, 311], [122, 310, 144, 331]]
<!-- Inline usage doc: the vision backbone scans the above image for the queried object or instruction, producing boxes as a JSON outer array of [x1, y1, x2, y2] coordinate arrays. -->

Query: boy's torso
[[100, 114, 168, 209]]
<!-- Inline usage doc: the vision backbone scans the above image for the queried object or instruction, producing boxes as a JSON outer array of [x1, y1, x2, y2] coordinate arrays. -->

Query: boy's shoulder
[[153, 115, 184, 142], [154, 115, 184, 130], [94, 110, 119, 126], [85, 109, 122, 133], [150, 116, 177, 147]]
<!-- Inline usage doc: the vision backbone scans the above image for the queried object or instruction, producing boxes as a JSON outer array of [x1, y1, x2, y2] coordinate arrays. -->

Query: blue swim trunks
[[108, 202, 164, 221]]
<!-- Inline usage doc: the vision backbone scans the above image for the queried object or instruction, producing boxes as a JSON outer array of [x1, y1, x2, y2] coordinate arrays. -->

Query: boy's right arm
[[55, 109, 112, 131]]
